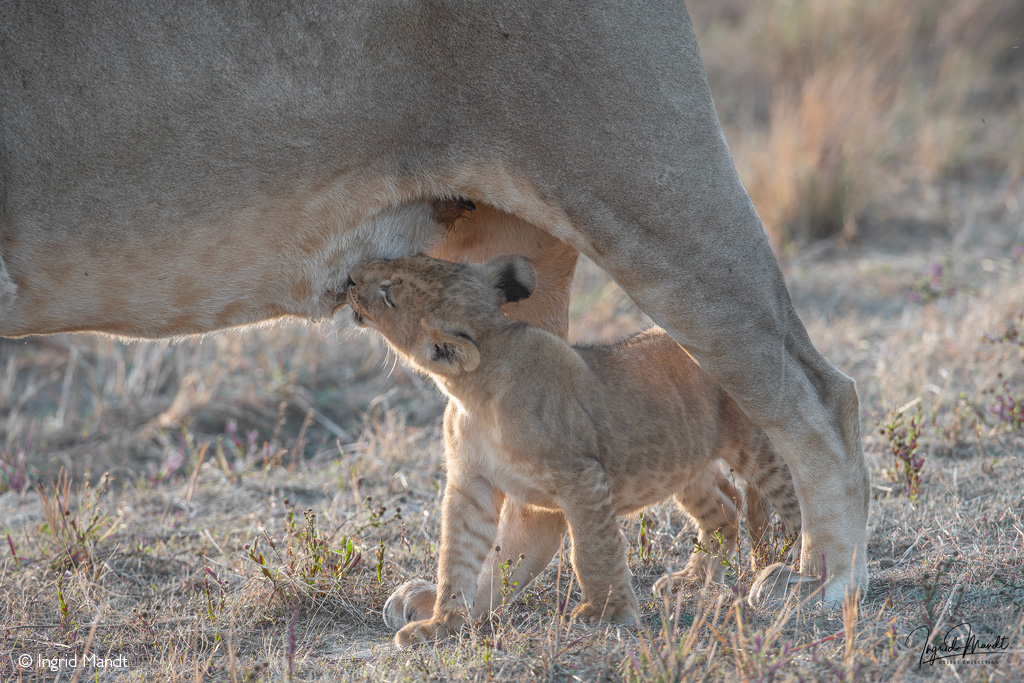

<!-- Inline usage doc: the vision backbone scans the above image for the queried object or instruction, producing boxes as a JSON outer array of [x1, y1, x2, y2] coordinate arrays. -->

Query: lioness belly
[[0, 198, 443, 338]]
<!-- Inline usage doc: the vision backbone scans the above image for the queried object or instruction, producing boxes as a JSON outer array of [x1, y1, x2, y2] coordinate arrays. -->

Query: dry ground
[[2, 1, 1024, 681]]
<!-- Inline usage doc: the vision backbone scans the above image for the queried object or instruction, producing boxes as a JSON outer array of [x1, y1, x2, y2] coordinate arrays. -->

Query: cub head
[[346, 254, 536, 376]]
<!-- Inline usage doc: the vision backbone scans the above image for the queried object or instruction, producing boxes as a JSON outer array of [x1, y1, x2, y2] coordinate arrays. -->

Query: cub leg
[[386, 212, 575, 635], [473, 501, 567, 615], [383, 502, 567, 631], [719, 436, 802, 570], [394, 474, 501, 648], [744, 486, 772, 569], [747, 445, 814, 604], [653, 467, 740, 597], [746, 444, 803, 568], [561, 460, 638, 624]]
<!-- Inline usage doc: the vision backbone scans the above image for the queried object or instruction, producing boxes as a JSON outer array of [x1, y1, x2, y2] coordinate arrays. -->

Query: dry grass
[[692, 0, 1024, 248], [3, 2, 1024, 681]]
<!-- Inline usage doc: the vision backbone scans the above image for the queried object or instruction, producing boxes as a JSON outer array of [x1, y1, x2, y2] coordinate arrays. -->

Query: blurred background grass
[[692, 0, 1022, 248]]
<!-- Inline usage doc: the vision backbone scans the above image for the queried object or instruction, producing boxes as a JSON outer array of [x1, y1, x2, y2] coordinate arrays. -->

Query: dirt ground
[[2, 1, 1024, 681]]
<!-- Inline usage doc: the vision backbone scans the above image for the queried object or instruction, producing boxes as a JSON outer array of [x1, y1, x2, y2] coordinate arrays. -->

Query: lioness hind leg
[[653, 468, 740, 598], [501, 3, 869, 603], [427, 204, 579, 338], [536, 168, 869, 606]]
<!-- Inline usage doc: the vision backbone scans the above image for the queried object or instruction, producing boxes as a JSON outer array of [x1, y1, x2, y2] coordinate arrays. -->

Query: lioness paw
[[394, 618, 458, 649], [748, 562, 824, 607], [749, 562, 862, 608], [383, 579, 436, 631]]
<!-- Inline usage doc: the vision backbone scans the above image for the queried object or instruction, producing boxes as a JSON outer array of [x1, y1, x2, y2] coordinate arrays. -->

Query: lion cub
[[347, 254, 800, 647]]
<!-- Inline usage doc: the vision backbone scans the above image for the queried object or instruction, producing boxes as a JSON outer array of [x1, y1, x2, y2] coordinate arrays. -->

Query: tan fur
[[2, 0, 869, 606], [348, 254, 802, 647], [428, 204, 579, 338]]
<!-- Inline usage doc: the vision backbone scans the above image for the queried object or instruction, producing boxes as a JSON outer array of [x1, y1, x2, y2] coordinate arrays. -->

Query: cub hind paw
[[653, 553, 726, 597], [651, 570, 705, 598]]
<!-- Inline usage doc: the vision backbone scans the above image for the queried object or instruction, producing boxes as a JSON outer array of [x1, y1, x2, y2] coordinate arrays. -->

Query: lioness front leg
[[522, 154, 869, 606], [394, 474, 501, 648], [561, 460, 638, 624]]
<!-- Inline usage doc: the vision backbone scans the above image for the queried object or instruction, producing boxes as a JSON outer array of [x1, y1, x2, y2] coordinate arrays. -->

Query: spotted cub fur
[[347, 254, 800, 647]]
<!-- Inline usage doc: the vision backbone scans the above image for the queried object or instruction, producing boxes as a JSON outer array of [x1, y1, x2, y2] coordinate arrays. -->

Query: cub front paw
[[383, 579, 437, 631], [572, 597, 638, 625], [394, 617, 458, 649]]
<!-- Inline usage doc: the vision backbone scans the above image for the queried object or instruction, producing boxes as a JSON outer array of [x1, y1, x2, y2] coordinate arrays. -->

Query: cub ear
[[481, 255, 536, 304], [416, 319, 480, 375]]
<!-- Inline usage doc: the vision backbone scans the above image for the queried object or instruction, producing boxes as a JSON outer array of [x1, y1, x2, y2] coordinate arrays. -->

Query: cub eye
[[380, 282, 395, 308]]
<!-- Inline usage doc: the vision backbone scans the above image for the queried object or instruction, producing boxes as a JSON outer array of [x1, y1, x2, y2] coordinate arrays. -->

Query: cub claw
[[652, 569, 706, 598]]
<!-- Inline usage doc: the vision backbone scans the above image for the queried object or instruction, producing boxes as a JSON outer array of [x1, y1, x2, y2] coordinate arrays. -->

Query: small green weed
[[941, 392, 984, 446], [36, 468, 121, 577], [636, 512, 653, 564], [880, 401, 926, 502], [202, 565, 228, 625], [693, 529, 741, 581], [982, 319, 1024, 349], [245, 502, 364, 603], [0, 436, 33, 494], [989, 377, 1023, 432], [907, 259, 963, 304]]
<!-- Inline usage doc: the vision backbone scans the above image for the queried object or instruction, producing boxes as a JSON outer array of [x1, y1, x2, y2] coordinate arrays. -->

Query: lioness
[[347, 253, 801, 647], [2, 0, 869, 604]]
